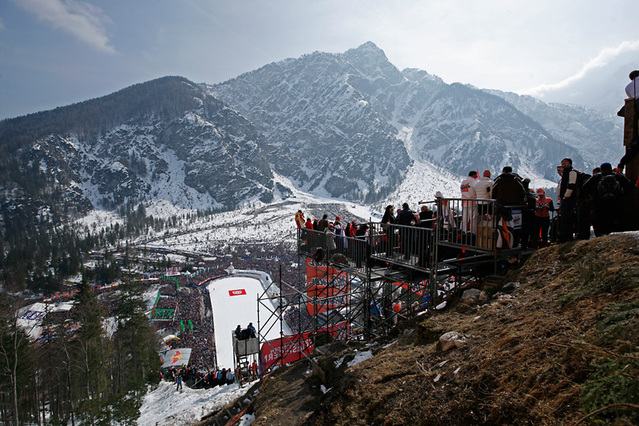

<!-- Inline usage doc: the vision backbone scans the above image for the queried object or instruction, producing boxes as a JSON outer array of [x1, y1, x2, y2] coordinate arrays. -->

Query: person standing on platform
[[474, 170, 493, 216], [460, 171, 478, 233], [295, 210, 305, 229]]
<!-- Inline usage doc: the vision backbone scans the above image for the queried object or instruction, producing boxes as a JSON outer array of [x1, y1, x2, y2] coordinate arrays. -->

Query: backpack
[[575, 170, 591, 199], [596, 174, 622, 201]]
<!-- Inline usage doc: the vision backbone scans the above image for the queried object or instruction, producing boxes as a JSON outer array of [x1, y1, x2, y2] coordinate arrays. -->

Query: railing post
[[430, 197, 442, 308]]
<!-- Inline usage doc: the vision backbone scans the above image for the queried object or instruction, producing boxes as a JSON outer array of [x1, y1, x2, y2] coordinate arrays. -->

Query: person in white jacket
[[460, 171, 478, 232], [474, 170, 494, 216]]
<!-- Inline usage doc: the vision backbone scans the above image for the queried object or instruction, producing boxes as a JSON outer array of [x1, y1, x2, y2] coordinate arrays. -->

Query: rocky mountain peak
[[342, 41, 405, 85]]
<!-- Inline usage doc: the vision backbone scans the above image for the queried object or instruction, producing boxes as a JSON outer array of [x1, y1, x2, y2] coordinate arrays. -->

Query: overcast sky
[[1, 0, 638, 120]]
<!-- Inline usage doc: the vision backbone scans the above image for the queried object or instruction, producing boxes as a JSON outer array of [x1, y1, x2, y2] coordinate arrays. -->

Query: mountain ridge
[[0, 42, 626, 246]]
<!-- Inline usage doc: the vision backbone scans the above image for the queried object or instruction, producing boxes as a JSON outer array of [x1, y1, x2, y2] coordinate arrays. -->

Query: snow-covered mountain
[[211, 41, 604, 186], [0, 42, 625, 239], [485, 89, 624, 167], [0, 77, 278, 226], [209, 42, 412, 202]]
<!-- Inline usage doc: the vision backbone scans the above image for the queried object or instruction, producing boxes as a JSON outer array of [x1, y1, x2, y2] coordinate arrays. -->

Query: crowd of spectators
[[283, 305, 313, 334]]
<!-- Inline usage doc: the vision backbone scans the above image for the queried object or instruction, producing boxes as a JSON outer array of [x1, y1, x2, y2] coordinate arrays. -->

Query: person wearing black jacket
[[381, 205, 397, 257], [397, 203, 417, 260], [492, 166, 526, 207], [583, 162, 633, 236], [558, 158, 579, 242], [492, 166, 526, 247]]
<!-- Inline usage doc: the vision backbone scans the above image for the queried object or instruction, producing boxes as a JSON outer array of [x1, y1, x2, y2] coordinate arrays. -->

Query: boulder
[[437, 331, 466, 352], [461, 288, 482, 304]]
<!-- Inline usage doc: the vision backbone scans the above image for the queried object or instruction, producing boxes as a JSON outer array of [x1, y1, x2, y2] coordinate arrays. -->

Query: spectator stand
[[257, 196, 530, 373]]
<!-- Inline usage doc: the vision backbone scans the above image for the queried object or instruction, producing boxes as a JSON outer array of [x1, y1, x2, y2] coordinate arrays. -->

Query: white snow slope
[[137, 380, 254, 426], [207, 272, 291, 369]]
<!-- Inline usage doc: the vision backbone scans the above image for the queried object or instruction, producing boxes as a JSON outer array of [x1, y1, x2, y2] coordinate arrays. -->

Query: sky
[[1, 0, 638, 120]]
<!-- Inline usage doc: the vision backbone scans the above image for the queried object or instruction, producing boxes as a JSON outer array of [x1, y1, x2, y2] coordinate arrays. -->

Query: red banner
[[259, 335, 313, 371], [228, 289, 247, 296], [259, 322, 349, 371], [305, 258, 350, 315]]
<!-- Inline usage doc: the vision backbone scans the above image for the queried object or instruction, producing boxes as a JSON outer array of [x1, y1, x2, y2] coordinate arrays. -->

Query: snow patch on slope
[[137, 380, 254, 426]]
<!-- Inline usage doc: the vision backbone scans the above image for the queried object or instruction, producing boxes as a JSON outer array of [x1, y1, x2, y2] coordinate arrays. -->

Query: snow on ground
[[74, 209, 122, 234], [382, 160, 460, 207], [207, 271, 291, 369], [142, 286, 160, 311], [135, 189, 380, 255], [347, 349, 374, 368], [137, 380, 254, 426]]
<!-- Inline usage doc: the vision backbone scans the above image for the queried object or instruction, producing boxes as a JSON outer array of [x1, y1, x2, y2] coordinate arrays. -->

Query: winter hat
[[435, 191, 443, 198], [483, 169, 491, 177], [335, 216, 340, 221]]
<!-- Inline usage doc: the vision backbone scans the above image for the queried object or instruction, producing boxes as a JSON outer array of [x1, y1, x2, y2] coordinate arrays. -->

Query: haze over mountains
[[0, 42, 626, 235]]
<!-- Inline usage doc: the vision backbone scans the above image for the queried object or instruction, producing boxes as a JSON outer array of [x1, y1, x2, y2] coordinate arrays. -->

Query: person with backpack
[[583, 162, 633, 236], [492, 166, 526, 247], [573, 167, 593, 240]]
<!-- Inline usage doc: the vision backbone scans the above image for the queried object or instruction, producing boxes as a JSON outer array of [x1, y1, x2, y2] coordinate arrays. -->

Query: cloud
[[14, 0, 115, 54], [524, 40, 639, 97], [519, 40, 639, 114]]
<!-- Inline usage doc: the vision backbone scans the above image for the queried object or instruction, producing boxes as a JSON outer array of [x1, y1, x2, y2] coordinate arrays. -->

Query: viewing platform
[[255, 197, 532, 371], [297, 197, 526, 304]]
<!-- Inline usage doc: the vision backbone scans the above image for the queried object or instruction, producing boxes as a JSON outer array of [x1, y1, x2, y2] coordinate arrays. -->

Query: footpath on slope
[[203, 233, 639, 425]]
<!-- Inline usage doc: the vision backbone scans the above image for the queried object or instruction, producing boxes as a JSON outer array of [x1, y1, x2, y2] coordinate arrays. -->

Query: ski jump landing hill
[[206, 269, 291, 369]]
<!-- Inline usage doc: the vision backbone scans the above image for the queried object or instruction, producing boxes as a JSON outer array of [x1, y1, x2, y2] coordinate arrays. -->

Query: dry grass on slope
[[251, 233, 639, 425]]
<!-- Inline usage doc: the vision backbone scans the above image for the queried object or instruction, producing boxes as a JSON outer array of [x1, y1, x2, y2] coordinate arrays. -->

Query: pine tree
[[0, 296, 36, 425], [73, 278, 111, 424], [111, 281, 161, 422]]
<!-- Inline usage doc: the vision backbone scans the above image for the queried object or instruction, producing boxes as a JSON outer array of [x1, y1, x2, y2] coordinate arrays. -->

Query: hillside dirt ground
[[212, 233, 639, 425]]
